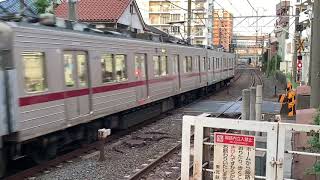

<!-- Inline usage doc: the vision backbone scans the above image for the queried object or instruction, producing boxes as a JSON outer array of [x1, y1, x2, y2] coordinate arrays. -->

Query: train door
[[63, 51, 90, 120], [173, 54, 181, 92], [135, 54, 148, 102]]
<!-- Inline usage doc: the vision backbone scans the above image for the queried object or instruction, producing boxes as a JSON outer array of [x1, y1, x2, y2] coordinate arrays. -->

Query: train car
[[0, 20, 235, 177]]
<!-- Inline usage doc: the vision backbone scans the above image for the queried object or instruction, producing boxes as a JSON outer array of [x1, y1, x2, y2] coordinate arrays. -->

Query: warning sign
[[213, 133, 255, 180]]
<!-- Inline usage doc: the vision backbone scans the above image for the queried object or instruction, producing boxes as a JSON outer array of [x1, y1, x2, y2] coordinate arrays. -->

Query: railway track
[[129, 96, 243, 180], [250, 68, 263, 87], [129, 68, 262, 180]]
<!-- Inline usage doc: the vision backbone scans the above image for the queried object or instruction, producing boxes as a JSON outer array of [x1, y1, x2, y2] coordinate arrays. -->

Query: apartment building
[[213, 9, 233, 51], [136, 0, 211, 46]]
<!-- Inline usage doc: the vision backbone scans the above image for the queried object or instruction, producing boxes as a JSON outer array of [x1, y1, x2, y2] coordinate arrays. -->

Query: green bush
[[309, 109, 320, 174], [35, 0, 50, 14]]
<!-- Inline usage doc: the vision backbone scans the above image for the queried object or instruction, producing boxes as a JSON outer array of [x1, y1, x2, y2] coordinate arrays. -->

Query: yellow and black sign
[[279, 82, 296, 117]]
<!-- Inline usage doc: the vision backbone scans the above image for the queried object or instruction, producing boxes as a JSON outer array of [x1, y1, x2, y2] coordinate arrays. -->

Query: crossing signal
[[297, 60, 302, 69]]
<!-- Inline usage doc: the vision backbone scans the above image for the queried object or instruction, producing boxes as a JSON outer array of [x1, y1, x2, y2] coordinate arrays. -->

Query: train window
[[77, 54, 87, 87], [114, 55, 128, 82], [101, 54, 114, 83], [160, 56, 168, 76], [153, 56, 160, 76], [216, 58, 219, 69], [208, 58, 211, 70], [172, 55, 179, 75], [153, 56, 168, 77], [202, 57, 206, 71], [64, 53, 75, 87], [134, 54, 146, 78], [184, 56, 192, 73], [22, 52, 48, 93], [101, 54, 128, 83]]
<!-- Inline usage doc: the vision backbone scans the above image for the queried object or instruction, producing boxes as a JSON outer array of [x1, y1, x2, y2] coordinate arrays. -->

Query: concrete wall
[[293, 108, 319, 180]]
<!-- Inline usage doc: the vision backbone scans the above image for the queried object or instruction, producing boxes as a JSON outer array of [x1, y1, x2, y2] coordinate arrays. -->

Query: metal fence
[[181, 115, 320, 180]]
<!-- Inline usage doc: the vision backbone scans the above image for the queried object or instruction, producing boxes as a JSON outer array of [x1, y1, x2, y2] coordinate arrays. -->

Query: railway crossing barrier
[[180, 116, 320, 180]]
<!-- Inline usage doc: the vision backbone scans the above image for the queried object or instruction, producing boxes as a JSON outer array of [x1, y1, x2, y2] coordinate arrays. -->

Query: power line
[[245, 0, 257, 12], [191, 15, 298, 19]]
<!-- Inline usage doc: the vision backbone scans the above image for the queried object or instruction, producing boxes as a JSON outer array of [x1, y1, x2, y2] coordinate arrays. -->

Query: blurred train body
[[0, 21, 235, 176]]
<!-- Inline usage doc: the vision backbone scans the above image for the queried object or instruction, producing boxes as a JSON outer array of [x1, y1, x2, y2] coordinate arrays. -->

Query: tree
[[35, 0, 50, 14]]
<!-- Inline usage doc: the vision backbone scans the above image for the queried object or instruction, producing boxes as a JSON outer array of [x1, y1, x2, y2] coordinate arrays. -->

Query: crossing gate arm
[[181, 115, 279, 180]]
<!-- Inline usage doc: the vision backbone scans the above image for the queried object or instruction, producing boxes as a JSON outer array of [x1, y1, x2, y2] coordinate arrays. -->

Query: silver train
[[0, 21, 235, 176]]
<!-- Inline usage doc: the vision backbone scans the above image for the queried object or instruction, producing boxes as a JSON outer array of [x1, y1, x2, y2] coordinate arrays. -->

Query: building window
[[22, 52, 47, 93], [171, 14, 180, 21], [162, 27, 170, 33], [130, 4, 134, 14], [184, 56, 192, 73], [160, 14, 170, 24], [194, 27, 204, 36], [150, 14, 160, 24], [171, 26, 180, 33], [195, 40, 203, 45], [153, 56, 168, 77], [101, 54, 127, 83]]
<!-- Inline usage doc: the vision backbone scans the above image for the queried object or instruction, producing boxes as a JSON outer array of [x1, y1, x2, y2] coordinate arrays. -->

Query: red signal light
[[297, 60, 302, 69]]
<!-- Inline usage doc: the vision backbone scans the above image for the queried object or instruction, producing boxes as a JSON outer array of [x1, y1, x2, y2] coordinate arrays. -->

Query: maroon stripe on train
[[92, 80, 145, 94], [19, 92, 65, 107], [19, 76, 181, 107]]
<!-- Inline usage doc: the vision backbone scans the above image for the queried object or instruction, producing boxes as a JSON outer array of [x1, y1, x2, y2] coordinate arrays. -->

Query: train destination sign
[[213, 133, 255, 180]]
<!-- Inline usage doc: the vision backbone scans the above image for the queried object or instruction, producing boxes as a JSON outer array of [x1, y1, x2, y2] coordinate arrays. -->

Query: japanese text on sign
[[213, 133, 255, 180]]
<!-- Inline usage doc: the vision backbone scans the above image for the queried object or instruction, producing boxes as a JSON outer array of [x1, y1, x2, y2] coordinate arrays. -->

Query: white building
[[136, 0, 213, 46], [296, 0, 313, 84]]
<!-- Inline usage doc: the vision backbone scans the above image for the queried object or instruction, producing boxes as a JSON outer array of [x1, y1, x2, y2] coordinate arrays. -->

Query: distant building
[[213, 10, 233, 51], [55, 0, 146, 33], [136, 0, 212, 46]]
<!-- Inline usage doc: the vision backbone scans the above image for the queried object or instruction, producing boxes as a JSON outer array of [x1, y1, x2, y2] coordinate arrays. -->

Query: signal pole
[[292, 6, 300, 84], [187, 0, 192, 45], [310, 0, 320, 108]]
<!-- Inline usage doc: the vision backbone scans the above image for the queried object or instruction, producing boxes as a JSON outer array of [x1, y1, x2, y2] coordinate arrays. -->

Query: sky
[[215, 0, 283, 35]]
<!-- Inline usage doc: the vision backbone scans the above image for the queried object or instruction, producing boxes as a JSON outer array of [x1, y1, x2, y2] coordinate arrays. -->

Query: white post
[[255, 85, 263, 121], [97, 129, 111, 162], [255, 85, 263, 136], [250, 87, 256, 135], [242, 89, 250, 120]]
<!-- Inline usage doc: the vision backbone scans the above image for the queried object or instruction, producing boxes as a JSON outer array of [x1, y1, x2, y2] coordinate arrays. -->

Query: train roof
[[4, 19, 233, 55]]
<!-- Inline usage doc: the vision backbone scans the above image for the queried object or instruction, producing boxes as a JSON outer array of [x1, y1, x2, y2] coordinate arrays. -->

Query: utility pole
[[187, 0, 192, 45], [208, 0, 214, 47], [261, 35, 265, 68], [310, 0, 320, 108], [267, 33, 271, 76], [275, 46, 278, 72], [292, 7, 300, 84], [68, 0, 77, 21], [256, 10, 259, 67]]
